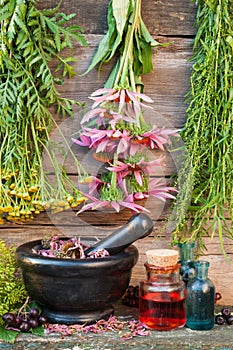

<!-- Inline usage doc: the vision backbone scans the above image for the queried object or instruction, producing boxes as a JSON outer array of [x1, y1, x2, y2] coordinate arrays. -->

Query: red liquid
[[139, 292, 186, 331]]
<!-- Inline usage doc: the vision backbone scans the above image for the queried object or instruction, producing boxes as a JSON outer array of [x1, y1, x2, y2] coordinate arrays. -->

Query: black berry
[[122, 285, 139, 308], [11, 316, 22, 328], [29, 308, 40, 319], [226, 315, 233, 325], [221, 307, 231, 318], [215, 314, 225, 325], [38, 315, 47, 325], [29, 318, 39, 329], [2, 313, 15, 325], [20, 321, 31, 332]]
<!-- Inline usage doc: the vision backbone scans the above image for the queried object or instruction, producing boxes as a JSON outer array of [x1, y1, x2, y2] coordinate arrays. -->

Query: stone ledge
[[1, 326, 233, 350], [1, 304, 233, 350]]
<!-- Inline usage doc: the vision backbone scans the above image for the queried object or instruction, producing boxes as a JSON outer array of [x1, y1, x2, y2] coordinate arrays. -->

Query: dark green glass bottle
[[178, 242, 196, 286], [186, 260, 215, 330]]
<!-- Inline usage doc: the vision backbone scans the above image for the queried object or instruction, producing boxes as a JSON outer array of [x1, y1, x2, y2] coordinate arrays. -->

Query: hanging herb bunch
[[73, 0, 179, 214], [170, 0, 233, 252], [0, 0, 88, 224]]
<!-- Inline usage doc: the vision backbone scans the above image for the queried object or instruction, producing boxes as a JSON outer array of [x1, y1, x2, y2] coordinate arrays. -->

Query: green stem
[[110, 153, 118, 189], [114, 0, 141, 90]]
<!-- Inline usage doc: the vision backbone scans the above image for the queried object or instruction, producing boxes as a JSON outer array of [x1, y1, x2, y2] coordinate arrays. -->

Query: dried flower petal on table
[[44, 316, 150, 340]]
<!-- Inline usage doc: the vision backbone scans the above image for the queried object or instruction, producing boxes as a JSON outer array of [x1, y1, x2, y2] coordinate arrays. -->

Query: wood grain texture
[[37, 0, 198, 35], [50, 36, 193, 128]]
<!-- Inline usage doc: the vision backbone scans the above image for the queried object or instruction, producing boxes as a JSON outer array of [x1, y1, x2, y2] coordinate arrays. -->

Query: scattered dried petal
[[44, 315, 150, 340]]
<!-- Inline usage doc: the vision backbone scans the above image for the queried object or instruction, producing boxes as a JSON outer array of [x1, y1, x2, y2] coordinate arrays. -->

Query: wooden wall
[[1, 0, 233, 304]]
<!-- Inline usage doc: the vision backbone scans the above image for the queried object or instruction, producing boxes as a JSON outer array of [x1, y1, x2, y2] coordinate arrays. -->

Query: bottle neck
[[145, 263, 181, 283], [178, 242, 195, 262], [195, 260, 210, 280]]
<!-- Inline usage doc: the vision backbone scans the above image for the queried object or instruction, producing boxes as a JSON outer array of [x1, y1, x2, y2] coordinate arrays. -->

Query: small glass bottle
[[186, 260, 215, 330], [178, 242, 196, 286], [139, 249, 186, 331]]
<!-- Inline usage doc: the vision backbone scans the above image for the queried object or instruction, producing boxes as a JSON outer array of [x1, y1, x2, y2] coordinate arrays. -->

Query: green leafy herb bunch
[[0, 239, 27, 324], [0, 0, 88, 224], [170, 0, 233, 253]]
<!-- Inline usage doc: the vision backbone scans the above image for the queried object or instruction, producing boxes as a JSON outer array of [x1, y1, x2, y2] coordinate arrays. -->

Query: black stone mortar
[[16, 237, 139, 325], [16, 213, 154, 325]]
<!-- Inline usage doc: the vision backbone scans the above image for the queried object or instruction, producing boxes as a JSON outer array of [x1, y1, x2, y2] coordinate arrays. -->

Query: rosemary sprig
[[170, 0, 233, 253], [0, 0, 88, 223]]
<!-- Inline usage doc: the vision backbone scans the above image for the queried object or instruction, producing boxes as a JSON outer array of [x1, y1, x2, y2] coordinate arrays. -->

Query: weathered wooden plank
[[141, 0, 197, 36], [50, 36, 193, 128], [1, 223, 232, 251], [37, 0, 197, 36], [0, 198, 173, 228], [2, 218, 233, 259], [42, 140, 179, 177]]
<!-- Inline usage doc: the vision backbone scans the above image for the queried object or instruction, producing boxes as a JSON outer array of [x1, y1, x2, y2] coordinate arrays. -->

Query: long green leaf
[[112, 0, 130, 37], [83, 32, 111, 75], [140, 19, 160, 46]]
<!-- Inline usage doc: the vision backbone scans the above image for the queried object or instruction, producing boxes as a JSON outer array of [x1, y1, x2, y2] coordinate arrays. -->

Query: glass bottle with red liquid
[[139, 249, 186, 331]]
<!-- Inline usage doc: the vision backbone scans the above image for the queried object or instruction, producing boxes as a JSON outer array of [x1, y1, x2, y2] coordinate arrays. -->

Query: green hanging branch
[[169, 0, 233, 254], [0, 0, 88, 224]]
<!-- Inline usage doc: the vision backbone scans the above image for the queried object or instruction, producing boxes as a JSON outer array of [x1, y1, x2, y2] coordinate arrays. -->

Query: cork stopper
[[145, 249, 179, 267]]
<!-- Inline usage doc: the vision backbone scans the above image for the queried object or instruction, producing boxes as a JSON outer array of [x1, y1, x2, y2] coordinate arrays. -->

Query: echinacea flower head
[[77, 188, 149, 214], [80, 108, 135, 129], [141, 126, 180, 151], [77, 175, 176, 214], [148, 178, 177, 201], [72, 127, 132, 155], [107, 157, 163, 187], [89, 87, 154, 117]]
